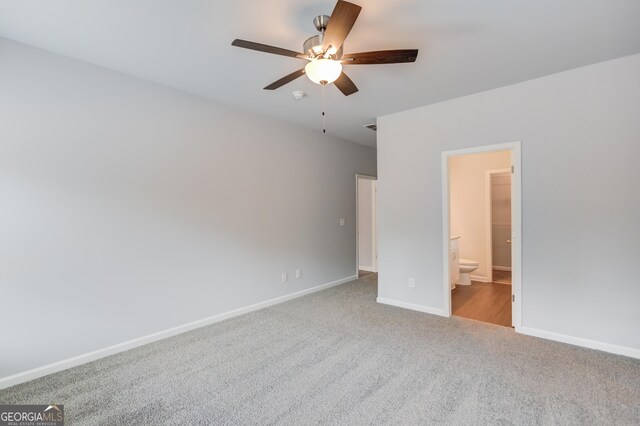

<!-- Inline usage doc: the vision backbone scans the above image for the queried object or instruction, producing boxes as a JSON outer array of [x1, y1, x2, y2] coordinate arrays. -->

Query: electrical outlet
[[295, 269, 302, 279], [408, 277, 416, 288], [282, 272, 288, 283]]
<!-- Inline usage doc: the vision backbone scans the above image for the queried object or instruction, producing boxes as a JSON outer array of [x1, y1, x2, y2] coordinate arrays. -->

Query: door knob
[[506, 240, 512, 244]]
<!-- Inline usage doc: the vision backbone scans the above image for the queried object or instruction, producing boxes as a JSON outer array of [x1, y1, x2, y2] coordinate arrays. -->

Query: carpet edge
[[0, 274, 357, 390]]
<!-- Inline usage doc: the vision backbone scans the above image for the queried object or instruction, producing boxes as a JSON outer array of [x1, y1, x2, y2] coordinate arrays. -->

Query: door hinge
[[511, 165, 514, 174], [512, 294, 515, 302]]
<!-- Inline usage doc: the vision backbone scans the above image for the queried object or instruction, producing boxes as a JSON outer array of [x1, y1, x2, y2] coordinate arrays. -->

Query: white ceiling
[[1, 0, 639, 147]]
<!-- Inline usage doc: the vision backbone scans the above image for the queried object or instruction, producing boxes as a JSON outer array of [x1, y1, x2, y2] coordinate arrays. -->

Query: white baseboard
[[471, 274, 490, 282], [0, 275, 357, 390], [517, 326, 640, 359], [376, 297, 447, 317], [493, 266, 512, 271], [358, 266, 376, 272]]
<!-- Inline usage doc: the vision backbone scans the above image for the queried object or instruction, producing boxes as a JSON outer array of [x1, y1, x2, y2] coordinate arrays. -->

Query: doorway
[[356, 175, 377, 278], [441, 142, 521, 328]]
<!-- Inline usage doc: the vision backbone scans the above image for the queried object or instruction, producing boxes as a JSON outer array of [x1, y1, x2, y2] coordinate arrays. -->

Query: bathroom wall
[[449, 151, 511, 281]]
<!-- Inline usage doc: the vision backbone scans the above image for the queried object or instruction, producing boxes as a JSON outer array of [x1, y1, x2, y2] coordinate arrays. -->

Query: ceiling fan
[[231, 0, 419, 96]]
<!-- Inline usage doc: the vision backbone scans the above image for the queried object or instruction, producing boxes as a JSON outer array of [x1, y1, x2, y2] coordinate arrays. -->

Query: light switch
[[339, 218, 345, 227]]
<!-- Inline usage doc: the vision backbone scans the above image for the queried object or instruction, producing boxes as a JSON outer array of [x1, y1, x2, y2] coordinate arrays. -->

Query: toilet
[[458, 259, 479, 285]]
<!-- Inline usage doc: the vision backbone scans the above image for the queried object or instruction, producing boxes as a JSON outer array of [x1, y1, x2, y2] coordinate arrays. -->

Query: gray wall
[[0, 38, 376, 379], [377, 53, 640, 352]]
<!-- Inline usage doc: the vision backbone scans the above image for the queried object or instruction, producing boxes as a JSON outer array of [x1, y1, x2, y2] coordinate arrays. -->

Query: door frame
[[441, 141, 522, 328], [485, 168, 512, 283], [355, 174, 377, 276]]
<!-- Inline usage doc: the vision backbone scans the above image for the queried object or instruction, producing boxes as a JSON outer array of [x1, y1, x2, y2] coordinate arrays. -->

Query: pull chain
[[322, 83, 326, 134], [321, 25, 327, 134]]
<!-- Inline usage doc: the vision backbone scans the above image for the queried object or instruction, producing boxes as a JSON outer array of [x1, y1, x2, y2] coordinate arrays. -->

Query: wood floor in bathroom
[[452, 270, 512, 327]]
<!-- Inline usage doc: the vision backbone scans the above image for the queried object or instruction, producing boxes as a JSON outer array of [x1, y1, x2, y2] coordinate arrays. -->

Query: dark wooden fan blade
[[333, 72, 358, 96], [342, 49, 419, 65], [232, 39, 304, 59], [322, 1, 362, 55], [264, 68, 306, 90]]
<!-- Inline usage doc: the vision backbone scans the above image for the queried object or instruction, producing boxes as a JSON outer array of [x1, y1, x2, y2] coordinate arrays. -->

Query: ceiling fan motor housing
[[303, 15, 344, 59], [303, 34, 343, 59]]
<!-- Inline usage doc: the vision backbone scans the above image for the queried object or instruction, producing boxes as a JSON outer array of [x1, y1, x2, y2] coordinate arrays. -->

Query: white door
[[357, 176, 377, 273], [491, 172, 512, 271]]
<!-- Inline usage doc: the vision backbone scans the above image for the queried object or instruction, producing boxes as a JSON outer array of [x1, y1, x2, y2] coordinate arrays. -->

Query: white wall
[[377, 53, 640, 355], [357, 178, 375, 271], [0, 38, 376, 380], [449, 151, 511, 280]]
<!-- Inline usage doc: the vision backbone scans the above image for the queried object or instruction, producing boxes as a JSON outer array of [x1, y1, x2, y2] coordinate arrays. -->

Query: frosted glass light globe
[[305, 59, 342, 85]]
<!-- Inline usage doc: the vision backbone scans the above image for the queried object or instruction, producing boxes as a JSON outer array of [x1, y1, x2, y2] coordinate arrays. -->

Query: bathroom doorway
[[356, 174, 377, 278], [441, 142, 521, 328]]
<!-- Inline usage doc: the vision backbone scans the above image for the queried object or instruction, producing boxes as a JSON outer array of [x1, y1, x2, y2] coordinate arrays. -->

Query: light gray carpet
[[2, 275, 639, 425]]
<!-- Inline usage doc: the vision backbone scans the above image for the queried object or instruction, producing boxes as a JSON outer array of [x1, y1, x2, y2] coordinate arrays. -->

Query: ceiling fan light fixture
[[232, 1, 418, 97], [305, 59, 342, 85]]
